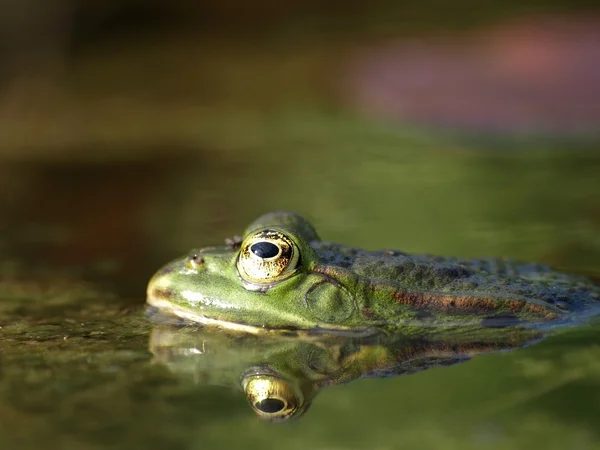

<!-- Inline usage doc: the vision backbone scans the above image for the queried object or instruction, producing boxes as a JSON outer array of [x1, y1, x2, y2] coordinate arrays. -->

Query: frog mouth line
[[146, 294, 378, 337], [146, 296, 276, 335]]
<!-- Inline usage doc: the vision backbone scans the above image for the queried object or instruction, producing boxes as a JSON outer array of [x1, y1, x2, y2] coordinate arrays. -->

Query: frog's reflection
[[149, 323, 542, 421]]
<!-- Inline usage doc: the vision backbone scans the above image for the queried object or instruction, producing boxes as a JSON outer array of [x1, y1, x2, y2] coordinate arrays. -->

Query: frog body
[[147, 211, 600, 333]]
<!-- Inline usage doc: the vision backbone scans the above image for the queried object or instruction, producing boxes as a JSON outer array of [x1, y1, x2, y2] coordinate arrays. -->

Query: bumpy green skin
[[147, 211, 600, 332]]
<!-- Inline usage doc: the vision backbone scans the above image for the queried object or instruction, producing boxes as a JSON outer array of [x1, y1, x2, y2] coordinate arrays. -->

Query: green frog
[[147, 211, 600, 333]]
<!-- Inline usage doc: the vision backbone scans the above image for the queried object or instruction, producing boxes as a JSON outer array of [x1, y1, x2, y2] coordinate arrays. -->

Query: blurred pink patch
[[346, 15, 600, 134]]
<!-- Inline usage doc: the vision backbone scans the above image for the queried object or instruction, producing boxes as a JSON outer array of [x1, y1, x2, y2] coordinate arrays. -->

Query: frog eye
[[237, 229, 300, 285], [243, 375, 302, 422]]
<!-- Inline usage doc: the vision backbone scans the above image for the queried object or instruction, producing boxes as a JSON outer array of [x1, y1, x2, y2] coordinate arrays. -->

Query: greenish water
[[1, 120, 599, 449]]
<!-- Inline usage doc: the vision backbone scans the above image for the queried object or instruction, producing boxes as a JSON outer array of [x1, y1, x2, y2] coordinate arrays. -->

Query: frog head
[[147, 212, 363, 332]]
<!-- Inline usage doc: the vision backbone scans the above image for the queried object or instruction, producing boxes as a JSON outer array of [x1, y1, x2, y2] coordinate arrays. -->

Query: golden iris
[[243, 375, 301, 421], [237, 229, 300, 284]]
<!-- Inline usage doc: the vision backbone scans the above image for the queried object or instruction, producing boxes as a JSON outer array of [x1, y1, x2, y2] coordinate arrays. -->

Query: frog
[[147, 211, 600, 334]]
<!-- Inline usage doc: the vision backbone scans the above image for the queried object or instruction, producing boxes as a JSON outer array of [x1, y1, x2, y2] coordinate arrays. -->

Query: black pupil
[[255, 398, 285, 413], [250, 241, 279, 258]]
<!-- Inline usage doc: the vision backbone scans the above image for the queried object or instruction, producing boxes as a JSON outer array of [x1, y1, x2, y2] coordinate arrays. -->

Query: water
[[0, 126, 599, 449]]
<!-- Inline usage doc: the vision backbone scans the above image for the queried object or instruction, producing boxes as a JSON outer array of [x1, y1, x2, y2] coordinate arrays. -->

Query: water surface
[[1, 134, 599, 449]]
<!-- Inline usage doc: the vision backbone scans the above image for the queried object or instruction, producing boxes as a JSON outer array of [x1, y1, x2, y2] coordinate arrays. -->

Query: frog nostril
[[190, 254, 205, 265]]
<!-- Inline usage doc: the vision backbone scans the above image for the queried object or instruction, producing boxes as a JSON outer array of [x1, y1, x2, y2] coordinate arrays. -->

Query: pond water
[[0, 125, 599, 449]]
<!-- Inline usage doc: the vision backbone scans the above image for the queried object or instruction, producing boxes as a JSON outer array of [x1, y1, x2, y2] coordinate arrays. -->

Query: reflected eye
[[243, 375, 302, 422], [254, 398, 285, 414], [237, 229, 300, 285]]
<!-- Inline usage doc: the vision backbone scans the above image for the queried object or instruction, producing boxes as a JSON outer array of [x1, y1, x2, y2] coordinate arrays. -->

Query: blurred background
[[1, 0, 599, 150], [1, 2, 600, 449], [1, 0, 599, 280]]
